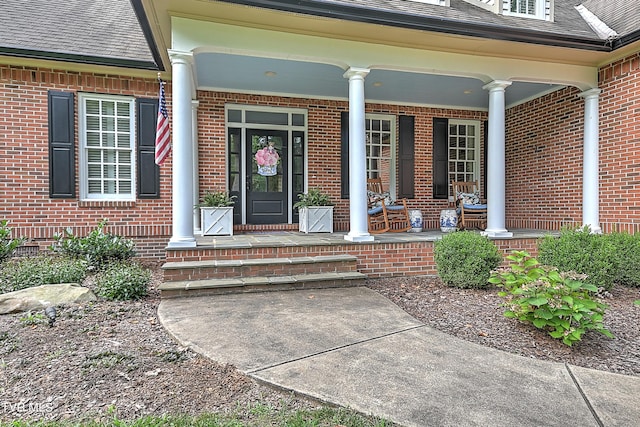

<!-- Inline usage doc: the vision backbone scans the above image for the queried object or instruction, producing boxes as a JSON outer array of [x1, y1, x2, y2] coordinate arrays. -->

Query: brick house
[[1, 0, 639, 260]]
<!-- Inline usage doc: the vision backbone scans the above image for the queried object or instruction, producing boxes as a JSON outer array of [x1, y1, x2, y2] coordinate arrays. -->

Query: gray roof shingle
[[581, 0, 640, 37], [0, 0, 155, 67]]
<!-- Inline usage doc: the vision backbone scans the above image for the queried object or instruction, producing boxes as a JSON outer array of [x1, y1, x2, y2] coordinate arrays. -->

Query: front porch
[[160, 229, 548, 298]]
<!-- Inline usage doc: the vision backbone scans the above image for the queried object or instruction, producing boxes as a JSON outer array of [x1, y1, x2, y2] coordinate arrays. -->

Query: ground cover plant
[[0, 255, 87, 294]]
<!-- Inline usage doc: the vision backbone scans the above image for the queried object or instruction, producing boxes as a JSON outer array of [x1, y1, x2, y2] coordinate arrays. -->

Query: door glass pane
[[251, 134, 283, 193]]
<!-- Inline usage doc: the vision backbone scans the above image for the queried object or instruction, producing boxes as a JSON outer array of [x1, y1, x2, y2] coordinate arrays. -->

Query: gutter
[[0, 47, 159, 70], [217, 0, 613, 52], [613, 29, 640, 50]]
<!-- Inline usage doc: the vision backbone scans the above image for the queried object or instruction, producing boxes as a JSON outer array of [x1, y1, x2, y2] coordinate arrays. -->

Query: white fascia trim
[[574, 5, 619, 41]]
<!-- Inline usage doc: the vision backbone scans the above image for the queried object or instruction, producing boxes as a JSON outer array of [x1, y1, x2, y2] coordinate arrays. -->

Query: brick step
[[159, 271, 367, 298], [162, 254, 359, 282]]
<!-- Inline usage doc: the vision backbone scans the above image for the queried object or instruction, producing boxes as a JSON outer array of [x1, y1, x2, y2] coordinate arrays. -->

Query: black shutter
[[48, 91, 75, 198], [433, 117, 449, 199], [340, 111, 349, 199], [136, 98, 160, 198], [398, 115, 415, 198]]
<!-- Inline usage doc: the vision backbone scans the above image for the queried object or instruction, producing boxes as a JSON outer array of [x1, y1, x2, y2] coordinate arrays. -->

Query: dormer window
[[504, 0, 550, 20]]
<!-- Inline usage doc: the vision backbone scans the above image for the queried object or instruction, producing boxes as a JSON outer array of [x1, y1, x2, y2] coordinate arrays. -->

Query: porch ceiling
[[194, 52, 563, 110]]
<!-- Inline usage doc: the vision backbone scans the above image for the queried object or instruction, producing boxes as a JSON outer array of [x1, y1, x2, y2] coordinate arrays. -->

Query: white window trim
[[78, 93, 136, 201], [365, 113, 397, 199]]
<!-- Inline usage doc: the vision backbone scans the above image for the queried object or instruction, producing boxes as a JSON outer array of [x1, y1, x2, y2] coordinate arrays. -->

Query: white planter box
[[298, 206, 334, 233], [200, 207, 234, 236]]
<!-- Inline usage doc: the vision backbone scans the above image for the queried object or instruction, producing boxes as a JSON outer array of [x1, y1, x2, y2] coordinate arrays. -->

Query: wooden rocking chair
[[367, 178, 411, 234], [452, 181, 487, 230]]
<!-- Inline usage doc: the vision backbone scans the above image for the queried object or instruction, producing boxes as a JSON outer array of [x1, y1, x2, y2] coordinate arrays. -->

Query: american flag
[[155, 78, 171, 165]]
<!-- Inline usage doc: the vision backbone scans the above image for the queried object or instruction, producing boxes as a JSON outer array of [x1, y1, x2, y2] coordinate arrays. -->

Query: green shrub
[[51, 220, 135, 269], [538, 226, 618, 291], [607, 231, 640, 288], [95, 261, 150, 301], [0, 220, 26, 263], [434, 231, 502, 289], [489, 251, 613, 346], [0, 255, 88, 293]]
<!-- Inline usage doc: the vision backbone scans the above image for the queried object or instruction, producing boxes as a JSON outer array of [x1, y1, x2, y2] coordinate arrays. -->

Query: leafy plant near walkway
[[50, 219, 135, 269], [434, 231, 502, 289], [489, 251, 613, 346], [0, 220, 26, 263]]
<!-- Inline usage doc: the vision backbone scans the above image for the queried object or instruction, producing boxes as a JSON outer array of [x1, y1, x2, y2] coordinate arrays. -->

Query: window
[[79, 93, 135, 201], [365, 114, 396, 197], [506, 0, 547, 19], [447, 120, 480, 195]]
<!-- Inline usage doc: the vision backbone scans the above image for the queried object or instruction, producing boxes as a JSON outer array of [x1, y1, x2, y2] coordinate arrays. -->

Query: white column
[[482, 80, 512, 238], [579, 88, 602, 233], [192, 100, 201, 234], [344, 67, 374, 242], [168, 51, 196, 248]]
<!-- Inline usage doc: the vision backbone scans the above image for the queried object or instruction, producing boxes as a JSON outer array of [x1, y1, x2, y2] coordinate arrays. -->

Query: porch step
[[162, 254, 359, 282], [159, 254, 366, 298], [159, 271, 367, 298]]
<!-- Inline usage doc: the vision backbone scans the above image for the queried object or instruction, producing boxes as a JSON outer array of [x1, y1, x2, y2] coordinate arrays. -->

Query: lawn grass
[[1, 403, 392, 427]]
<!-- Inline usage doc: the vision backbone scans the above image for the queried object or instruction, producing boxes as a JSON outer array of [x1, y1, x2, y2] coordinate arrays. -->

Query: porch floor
[[194, 228, 552, 249]]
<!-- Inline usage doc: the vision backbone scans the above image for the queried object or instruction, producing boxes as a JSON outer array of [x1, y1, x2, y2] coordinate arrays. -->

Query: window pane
[[102, 101, 115, 116], [86, 132, 100, 147], [103, 117, 115, 132], [119, 180, 131, 193], [103, 133, 115, 147], [292, 114, 304, 126], [245, 111, 288, 125], [228, 109, 241, 122], [119, 151, 131, 164], [104, 164, 116, 179], [116, 102, 129, 116], [117, 118, 129, 131], [87, 149, 102, 162], [86, 116, 100, 131], [88, 164, 101, 178], [88, 180, 102, 194], [86, 100, 100, 115], [104, 150, 116, 163], [104, 180, 116, 194], [117, 133, 130, 148], [119, 165, 131, 178]]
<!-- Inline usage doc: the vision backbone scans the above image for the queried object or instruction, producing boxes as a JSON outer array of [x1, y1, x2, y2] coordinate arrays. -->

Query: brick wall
[[505, 51, 640, 233], [195, 92, 486, 231], [3, 49, 639, 262], [597, 53, 640, 233], [0, 65, 172, 257]]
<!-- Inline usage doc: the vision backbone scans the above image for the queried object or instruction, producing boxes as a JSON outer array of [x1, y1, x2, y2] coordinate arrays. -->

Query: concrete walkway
[[158, 287, 640, 427]]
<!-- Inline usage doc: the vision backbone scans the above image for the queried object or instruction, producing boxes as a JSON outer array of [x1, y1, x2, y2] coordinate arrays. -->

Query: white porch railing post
[[344, 67, 374, 243], [579, 88, 602, 233], [482, 80, 513, 238], [168, 51, 197, 248]]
